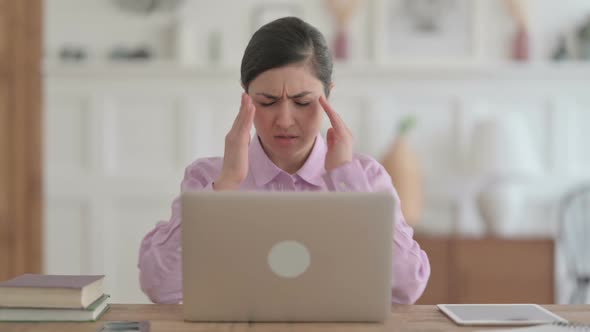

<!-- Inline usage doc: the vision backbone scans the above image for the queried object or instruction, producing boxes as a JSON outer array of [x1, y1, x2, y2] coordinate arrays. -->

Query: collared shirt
[[138, 134, 430, 304]]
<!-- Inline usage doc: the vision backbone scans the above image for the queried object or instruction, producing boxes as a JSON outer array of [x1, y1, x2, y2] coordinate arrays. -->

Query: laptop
[[181, 191, 394, 322]]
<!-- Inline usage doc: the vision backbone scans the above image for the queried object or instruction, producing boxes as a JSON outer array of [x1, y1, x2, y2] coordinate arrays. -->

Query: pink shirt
[[138, 134, 430, 304]]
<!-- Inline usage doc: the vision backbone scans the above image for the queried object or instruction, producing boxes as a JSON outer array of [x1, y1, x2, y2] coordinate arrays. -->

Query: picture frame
[[372, 0, 483, 65]]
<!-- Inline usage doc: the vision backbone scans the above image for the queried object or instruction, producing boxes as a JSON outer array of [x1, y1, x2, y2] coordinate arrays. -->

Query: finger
[[232, 92, 245, 128], [326, 127, 335, 148], [243, 100, 256, 143], [320, 96, 353, 136], [330, 107, 352, 135], [245, 96, 256, 129], [319, 96, 345, 133], [231, 93, 248, 130], [238, 94, 256, 132]]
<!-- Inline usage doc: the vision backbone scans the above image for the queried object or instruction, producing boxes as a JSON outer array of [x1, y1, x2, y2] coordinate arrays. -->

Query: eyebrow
[[256, 91, 312, 100]]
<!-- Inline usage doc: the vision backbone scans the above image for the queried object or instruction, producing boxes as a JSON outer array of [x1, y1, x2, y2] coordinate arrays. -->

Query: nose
[[274, 101, 295, 130]]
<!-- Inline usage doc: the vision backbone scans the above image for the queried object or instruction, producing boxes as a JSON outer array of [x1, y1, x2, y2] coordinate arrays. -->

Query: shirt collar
[[295, 135, 326, 186], [249, 134, 326, 187], [249, 135, 282, 187]]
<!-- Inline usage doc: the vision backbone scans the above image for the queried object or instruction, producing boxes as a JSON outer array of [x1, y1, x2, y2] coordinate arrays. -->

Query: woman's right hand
[[213, 93, 256, 191]]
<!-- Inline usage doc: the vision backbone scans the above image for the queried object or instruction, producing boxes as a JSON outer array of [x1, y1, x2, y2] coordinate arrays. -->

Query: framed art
[[372, 0, 483, 65]]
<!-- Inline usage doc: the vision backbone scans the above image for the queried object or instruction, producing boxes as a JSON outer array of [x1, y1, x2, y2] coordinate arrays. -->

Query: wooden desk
[[1, 305, 589, 332]]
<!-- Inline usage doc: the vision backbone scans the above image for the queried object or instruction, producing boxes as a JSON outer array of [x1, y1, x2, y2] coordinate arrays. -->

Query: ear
[[241, 82, 247, 92]]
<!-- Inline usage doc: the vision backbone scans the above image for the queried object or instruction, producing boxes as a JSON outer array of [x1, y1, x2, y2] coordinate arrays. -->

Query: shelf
[[335, 61, 590, 79], [43, 60, 238, 78], [43, 59, 590, 80]]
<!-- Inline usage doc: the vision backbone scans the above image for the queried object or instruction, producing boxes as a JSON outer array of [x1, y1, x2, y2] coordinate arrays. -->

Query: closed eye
[[259, 101, 310, 107]]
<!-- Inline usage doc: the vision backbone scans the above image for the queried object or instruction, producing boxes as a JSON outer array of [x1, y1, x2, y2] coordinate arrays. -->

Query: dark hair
[[240, 17, 333, 97]]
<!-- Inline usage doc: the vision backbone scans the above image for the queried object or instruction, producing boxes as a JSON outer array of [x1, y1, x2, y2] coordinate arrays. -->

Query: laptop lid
[[181, 191, 393, 322]]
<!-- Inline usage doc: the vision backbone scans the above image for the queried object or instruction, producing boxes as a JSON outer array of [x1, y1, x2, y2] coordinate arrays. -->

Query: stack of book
[[0, 274, 110, 322]]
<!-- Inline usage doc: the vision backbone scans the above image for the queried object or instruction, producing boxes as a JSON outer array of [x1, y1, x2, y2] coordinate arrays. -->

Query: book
[[100, 321, 150, 332], [0, 294, 110, 322], [477, 321, 590, 331], [0, 274, 104, 308]]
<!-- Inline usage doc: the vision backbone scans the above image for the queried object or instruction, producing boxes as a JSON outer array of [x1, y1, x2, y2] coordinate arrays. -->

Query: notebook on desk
[[437, 304, 567, 326]]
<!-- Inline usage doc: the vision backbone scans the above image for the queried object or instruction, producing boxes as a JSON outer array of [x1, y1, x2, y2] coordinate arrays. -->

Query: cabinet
[[415, 235, 555, 304]]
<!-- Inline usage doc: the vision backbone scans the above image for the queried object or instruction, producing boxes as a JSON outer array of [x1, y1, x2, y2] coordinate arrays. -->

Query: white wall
[[43, 0, 590, 304]]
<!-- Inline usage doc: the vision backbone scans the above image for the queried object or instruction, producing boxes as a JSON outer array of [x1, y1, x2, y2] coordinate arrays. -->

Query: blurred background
[[2, 0, 590, 306]]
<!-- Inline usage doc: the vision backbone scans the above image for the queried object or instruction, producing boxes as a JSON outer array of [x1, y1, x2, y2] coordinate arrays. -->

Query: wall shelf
[[43, 60, 590, 80]]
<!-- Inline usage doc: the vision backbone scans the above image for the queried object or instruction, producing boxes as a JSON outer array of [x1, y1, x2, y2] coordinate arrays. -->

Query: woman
[[138, 17, 430, 304]]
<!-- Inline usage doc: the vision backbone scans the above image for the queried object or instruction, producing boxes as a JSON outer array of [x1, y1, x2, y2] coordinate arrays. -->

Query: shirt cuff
[[183, 181, 215, 192], [322, 160, 371, 192]]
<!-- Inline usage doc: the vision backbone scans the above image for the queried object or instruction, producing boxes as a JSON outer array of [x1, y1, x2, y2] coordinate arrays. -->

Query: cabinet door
[[414, 235, 450, 304], [451, 238, 554, 304]]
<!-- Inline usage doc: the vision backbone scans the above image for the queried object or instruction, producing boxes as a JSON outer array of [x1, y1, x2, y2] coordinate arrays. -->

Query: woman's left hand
[[319, 96, 353, 172]]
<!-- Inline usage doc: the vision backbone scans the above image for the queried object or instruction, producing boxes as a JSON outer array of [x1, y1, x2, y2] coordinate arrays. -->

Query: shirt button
[[340, 182, 347, 189]]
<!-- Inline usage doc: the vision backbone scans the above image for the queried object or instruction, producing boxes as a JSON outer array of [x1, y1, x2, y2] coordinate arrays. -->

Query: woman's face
[[248, 64, 328, 170]]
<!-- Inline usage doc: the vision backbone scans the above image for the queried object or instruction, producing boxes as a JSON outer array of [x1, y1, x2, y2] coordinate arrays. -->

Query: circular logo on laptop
[[267, 241, 310, 278]]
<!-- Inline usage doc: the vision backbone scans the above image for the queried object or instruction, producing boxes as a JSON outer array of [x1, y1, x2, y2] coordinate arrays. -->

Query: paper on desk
[[477, 324, 579, 332]]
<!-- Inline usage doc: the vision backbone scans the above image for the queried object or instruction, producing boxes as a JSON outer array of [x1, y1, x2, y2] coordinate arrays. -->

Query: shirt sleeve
[[324, 157, 431, 304], [137, 160, 216, 304]]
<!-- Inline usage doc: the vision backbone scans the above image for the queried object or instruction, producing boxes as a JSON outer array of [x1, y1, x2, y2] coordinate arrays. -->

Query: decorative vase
[[381, 117, 423, 226], [333, 27, 349, 60], [477, 181, 527, 237], [469, 113, 542, 237], [325, 0, 360, 62], [512, 25, 530, 61], [505, 0, 530, 61]]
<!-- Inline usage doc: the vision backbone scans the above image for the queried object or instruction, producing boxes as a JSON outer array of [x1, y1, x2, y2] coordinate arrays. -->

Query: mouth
[[274, 135, 299, 144]]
